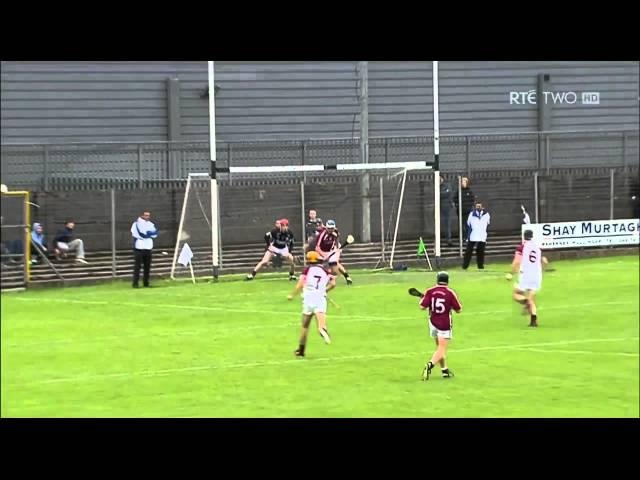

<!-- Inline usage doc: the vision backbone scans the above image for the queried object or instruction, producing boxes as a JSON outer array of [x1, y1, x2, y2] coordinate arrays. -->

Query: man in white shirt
[[130, 210, 158, 288], [462, 201, 490, 270]]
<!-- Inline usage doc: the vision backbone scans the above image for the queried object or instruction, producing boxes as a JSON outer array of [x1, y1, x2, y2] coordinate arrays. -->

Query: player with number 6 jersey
[[510, 229, 542, 327], [419, 271, 462, 381], [288, 250, 336, 357]]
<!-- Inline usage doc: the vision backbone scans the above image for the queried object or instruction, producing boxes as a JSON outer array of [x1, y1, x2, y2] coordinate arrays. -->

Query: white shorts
[[429, 321, 452, 339], [518, 274, 541, 292], [319, 249, 340, 264], [268, 245, 290, 257], [303, 295, 327, 315]]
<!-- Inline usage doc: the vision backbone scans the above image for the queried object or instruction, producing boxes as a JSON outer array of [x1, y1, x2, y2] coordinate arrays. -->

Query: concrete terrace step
[[2, 234, 526, 289]]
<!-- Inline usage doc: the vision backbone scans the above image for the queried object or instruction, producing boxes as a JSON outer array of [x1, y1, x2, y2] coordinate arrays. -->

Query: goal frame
[[1, 190, 31, 287]]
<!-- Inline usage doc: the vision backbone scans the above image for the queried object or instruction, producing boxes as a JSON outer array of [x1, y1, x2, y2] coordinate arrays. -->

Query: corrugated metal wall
[[368, 61, 639, 137], [1, 62, 206, 142], [1, 61, 638, 144], [204, 62, 361, 141]]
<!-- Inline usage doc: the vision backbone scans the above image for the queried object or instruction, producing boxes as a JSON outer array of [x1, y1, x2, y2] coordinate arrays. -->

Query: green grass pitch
[[1, 255, 638, 418]]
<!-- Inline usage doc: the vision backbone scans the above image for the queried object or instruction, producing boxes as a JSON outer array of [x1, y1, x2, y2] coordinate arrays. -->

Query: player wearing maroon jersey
[[419, 271, 463, 381], [315, 219, 353, 285]]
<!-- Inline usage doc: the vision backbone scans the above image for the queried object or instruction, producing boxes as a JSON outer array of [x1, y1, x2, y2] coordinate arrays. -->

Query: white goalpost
[[170, 61, 442, 280], [208, 61, 221, 280], [432, 60, 441, 266], [385, 62, 440, 271], [170, 61, 221, 283]]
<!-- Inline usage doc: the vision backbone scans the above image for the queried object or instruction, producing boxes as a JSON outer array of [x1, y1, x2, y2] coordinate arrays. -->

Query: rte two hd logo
[[581, 92, 600, 105]]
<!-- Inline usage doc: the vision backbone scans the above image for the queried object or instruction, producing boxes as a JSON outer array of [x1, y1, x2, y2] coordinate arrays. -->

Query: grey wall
[[197, 62, 361, 141], [0, 62, 207, 143], [368, 61, 639, 137], [1, 61, 361, 143], [2, 61, 638, 145]]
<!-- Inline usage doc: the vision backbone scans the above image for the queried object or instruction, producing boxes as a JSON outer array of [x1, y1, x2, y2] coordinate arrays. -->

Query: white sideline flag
[[178, 243, 194, 267]]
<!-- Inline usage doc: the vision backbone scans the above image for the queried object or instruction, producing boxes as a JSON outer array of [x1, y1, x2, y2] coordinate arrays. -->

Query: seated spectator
[[53, 220, 89, 264], [3, 238, 24, 265], [30, 222, 48, 264]]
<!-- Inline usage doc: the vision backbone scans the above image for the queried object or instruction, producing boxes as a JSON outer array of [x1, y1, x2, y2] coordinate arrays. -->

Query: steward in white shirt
[[463, 202, 490, 270], [130, 210, 158, 288]]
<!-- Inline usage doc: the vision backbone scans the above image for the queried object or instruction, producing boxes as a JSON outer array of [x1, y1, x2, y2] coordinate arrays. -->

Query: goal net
[[170, 173, 218, 281]]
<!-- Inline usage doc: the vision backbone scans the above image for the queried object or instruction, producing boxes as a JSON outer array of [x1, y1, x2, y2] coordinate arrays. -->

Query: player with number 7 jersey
[[419, 271, 462, 381], [288, 251, 336, 357]]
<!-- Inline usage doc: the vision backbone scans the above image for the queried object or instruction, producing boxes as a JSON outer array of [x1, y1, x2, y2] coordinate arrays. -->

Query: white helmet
[[326, 219, 336, 229]]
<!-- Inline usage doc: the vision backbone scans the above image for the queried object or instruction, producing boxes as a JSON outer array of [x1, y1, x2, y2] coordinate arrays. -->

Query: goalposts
[[1, 187, 31, 290], [170, 60, 443, 281]]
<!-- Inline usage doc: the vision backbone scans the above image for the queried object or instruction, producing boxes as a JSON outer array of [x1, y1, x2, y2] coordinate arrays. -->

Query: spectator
[[2, 238, 23, 266], [53, 220, 89, 264], [462, 201, 490, 270], [439, 176, 454, 247], [454, 176, 475, 242], [30, 222, 48, 264], [131, 210, 158, 288]]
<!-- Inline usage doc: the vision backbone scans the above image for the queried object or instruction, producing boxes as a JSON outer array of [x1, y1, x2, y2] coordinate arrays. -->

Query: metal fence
[[19, 166, 639, 251], [2, 164, 638, 288], [2, 129, 638, 190]]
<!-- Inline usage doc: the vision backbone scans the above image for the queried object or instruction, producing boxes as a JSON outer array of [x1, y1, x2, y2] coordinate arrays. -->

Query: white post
[[208, 61, 220, 279], [458, 175, 463, 258], [433, 61, 441, 261], [379, 176, 385, 259], [390, 168, 408, 269], [189, 260, 196, 284], [110, 188, 116, 278], [534, 172, 539, 223], [300, 181, 306, 248], [609, 169, 615, 220]]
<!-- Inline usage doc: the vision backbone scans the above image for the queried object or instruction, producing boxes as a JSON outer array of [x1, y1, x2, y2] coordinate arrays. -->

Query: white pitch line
[[508, 348, 639, 357], [4, 299, 638, 348], [6, 337, 638, 388]]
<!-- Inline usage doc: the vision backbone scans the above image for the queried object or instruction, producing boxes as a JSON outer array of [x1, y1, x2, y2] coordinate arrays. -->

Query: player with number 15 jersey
[[419, 271, 462, 381]]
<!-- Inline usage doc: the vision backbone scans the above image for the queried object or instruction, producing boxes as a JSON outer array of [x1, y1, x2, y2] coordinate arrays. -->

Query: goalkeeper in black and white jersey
[[246, 218, 297, 281]]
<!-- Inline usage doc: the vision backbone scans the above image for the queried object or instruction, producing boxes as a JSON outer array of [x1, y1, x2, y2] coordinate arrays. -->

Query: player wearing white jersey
[[510, 229, 542, 327], [288, 250, 336, 357], [519, 204, 552, 270]]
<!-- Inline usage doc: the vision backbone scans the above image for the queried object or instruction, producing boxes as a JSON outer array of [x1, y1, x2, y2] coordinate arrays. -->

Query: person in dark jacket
[[439, 176, 454, 246], [454, 176, 475, 242], [53, 220, 88, 264], [304, 209, 323, 252], [247, 218, 297, 281]]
